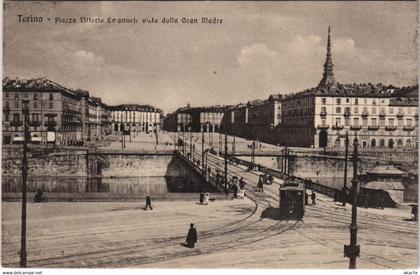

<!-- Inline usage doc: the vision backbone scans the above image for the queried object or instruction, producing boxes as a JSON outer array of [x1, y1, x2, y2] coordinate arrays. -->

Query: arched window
[[388, 139, 394, 148], [397, 139, 403, 148], [380, 139, 385, 147], [371, 139, 376, 148], [406, 139, 412, 148]]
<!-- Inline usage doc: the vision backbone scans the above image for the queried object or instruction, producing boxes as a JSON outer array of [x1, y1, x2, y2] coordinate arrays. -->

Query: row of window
[[5, 100, 55, 110], [320, 97, 386, 105], [4, 113, 56, 123], [321, 117, 414, 127], [321, 106, 412, 115], [5, 92, 55, 100]]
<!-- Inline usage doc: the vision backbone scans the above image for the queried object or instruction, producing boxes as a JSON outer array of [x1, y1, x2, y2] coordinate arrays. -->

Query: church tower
[[318, 26, 336, 87]]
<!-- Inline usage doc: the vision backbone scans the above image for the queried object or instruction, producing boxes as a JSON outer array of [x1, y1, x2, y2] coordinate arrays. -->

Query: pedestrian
[[144, 194, 153, 210], [305, 192, 309, 206], [239, 177, 245, 189], [411, 205, 418, 221], [311, 191, 316, 205], [233, 183, 238, 199], [204, 193, 209, 205], [186, 223, 197, 248], [258, 176, 264, 192], [199, 192, 204, 204], [33, 188, 46, 203]]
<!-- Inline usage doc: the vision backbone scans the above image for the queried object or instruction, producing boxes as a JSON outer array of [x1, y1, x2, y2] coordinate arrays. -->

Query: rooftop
[[3, 77, 77, 96], [108, 104, 162, 113], [367, 165, 404, 176], [362, 181, 405, 190]]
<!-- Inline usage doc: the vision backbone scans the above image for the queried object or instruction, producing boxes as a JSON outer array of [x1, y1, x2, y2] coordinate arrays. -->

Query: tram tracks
[[4, 174, 297, 268]]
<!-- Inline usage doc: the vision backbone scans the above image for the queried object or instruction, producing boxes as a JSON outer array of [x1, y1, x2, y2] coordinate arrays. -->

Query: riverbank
[[2, 192, 228, 202]]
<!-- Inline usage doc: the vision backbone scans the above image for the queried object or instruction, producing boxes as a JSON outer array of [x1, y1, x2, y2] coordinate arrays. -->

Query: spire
[[318, 26, 335, 87]]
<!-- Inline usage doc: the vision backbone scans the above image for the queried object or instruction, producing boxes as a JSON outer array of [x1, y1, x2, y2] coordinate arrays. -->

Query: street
[[2, 147, 417, 268]]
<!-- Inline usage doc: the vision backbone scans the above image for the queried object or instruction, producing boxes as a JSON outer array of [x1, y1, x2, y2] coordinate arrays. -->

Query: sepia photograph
[[1, 0, 418, 273]]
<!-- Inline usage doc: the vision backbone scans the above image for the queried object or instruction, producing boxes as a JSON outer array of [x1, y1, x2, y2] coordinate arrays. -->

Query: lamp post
[[342, 132, 349, 206], [232, 135, 236, 156], [20, 100, 30, 267], [202, 127, 205, 170], [224, 130, 228, 189], [344, 135, 360, 269], [218, 130, 222, 156], [251, 141, 255, 165], [182, 125, 185, 155], [189, 125, 193, 160]]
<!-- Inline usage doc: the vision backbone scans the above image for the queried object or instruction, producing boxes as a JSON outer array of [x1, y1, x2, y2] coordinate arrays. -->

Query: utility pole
[[189, 127, 193, 160], [182, 127, 185, 155], [20, 100, 29, 267], [232, 135, 236, 156], [344, 135, 360, 269], [283, 146, 287, 174], [224, 131, 228, 190], [251, 141, 255, 164], [218, 131, 222, 156], [342, 132, 349, 206], [202, 129, 205, 171]]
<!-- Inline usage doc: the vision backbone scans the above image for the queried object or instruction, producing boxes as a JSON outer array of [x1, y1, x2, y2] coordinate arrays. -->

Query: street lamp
[[224, 128, 228, 189], [251, 141, 256, 165], [189, 125, 193, 160], [342, 132, 349, 206], [20, 100, 30, 267], [201, 126, 205, 169], [344, 134, 360, 269]]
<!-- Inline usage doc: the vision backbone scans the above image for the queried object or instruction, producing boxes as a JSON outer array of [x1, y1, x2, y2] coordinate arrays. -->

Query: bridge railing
[[175, 150, 228, 194], [230, 155, 340, 199]]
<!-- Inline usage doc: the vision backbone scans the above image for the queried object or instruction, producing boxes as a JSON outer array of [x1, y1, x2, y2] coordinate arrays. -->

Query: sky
[[3, 1, 418, 114]]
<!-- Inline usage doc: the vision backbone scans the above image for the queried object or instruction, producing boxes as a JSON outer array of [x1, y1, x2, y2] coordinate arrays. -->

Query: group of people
[[305, 191, 317, 206], [199, 192, 210, 205], [229, 177, 246, 199]]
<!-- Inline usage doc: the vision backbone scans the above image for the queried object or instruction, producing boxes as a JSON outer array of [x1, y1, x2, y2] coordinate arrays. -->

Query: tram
[[279, 180, 305, 219]]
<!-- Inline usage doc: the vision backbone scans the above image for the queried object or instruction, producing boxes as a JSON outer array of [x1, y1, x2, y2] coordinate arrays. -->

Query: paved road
[[189, 149, 418, 269], [2, 147, 416, 268]]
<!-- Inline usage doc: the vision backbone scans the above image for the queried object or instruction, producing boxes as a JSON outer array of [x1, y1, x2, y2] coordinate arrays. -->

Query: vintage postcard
[[1, 0, 418, 273]]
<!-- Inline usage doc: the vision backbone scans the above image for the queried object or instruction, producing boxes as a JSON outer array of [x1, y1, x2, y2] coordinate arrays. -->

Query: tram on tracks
[[279, 180, 305, 219]]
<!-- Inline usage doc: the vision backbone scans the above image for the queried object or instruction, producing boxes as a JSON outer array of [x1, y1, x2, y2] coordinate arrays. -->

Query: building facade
[[3, 77, 83, 145], [220, 27, 418, 149], [2, 77, 161, 146], [277, 27, 418, 149], [163, 105, 230, 132], [110, 104, 162, 134]]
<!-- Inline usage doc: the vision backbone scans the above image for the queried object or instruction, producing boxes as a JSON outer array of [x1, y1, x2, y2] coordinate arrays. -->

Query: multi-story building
[[110, 104, 162, 134], [277, 27, 418, 149], [220, 95, 282, 143], [163, 104, 230, 132], [3, 77, 161, 146], [3, 77, 83, 145], [221, 27, 418, 149]]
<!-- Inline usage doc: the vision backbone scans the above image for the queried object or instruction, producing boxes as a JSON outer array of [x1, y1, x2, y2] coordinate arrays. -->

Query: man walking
[[311, 191, 316, 205], [144, 193, 153, 210]]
